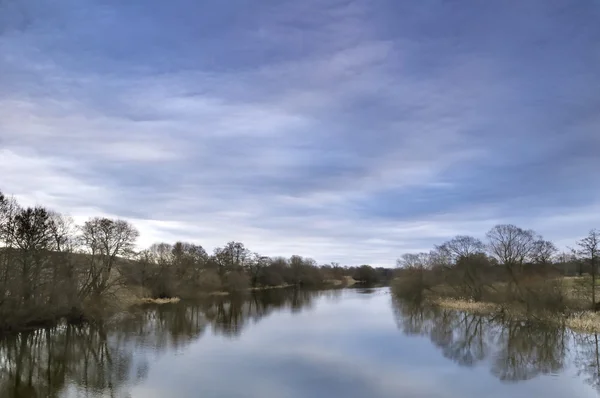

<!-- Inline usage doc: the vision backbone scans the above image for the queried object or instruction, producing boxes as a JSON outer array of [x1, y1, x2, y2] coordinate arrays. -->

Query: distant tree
[[46, 211, 79, 310], [330, 262, 346, 279], [197, 269, 222, 292], [79, 217, 139, 297], [247, 253, 270, 287], [135, 248, 156, 293], [258, 257, 288, 287], [437, 235, 485, 263], [287, 255, 322, 287], [486, 224, 536, 284], [213, 241, 249, 277], [353, 265, 380, 285], [577, 230, 600, 309], [11, 206, 56, 305], [397, 252, 433, 269], [144, 242, 174, 297], [453, 253, 494, 301], [531, 239, 558, 266], [171, 241, 208, 287], [223, 271, 250, 292], [394, 252, 437, 301]]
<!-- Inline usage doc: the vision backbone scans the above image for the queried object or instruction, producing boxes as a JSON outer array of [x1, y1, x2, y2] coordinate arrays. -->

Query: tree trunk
[[593, 272, 596, 310]]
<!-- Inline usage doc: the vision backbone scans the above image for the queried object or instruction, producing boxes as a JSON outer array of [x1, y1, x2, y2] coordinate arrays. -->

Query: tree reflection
[[0, 288, 317, 397], [201, 288, 316, 337], [575, 332, 600, 392], [439, 312, 489, 367], [115, 303, 209, 352], [0, 324, 137, 398], [490, 318, 566, 382], [392, 298, 568, 383]]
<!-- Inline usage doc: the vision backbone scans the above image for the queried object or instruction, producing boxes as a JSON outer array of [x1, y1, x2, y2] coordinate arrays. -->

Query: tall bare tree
[[0, 192, 21, 313], [577, 229, 600, 309], [213, 241, 249, 277], [11, 206, 57, 305], [47, 211, 78, 310], [247, 252, 270, 287], [79, 217, 139, 298], [437, 235, 485, 263], [486, 224, 536, 274], [531, 238, 558, 266], [397, 252, 433, 269]]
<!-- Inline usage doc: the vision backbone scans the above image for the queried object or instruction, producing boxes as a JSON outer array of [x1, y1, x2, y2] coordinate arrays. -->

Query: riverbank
[[120, 283, 298, 306], [132, 281, 357, 304], [391, 272, 600, 333], [1, 277, 362, 335], [420, 296, 600, 334]]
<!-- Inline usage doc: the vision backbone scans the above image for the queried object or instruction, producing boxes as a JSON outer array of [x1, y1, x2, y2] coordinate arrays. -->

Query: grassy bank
[[393, 276, 600, 333], [431, 296, 600, 333], [131, 280, 349, 303], [136, 297, 182, 304]]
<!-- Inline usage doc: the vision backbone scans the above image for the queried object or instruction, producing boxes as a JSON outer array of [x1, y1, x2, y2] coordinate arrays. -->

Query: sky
[[0, 0, 599, 266]]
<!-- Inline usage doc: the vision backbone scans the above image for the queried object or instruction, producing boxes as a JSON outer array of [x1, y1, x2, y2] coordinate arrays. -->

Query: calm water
[[2, 287, 600, 397]]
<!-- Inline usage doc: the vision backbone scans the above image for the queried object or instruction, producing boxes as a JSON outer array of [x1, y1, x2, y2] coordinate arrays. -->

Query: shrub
[[197, 269, 222, 292], [223, 271, 250, 292]]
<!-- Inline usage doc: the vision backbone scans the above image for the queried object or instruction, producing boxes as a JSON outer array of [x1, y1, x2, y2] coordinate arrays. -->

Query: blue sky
[[1, 0, 599, 266]]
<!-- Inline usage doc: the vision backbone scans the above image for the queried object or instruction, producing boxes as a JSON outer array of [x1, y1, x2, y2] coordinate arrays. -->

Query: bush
[[223, 271, 250, 292], [353, 265, 380, 285], [392, 268, 434, 302], [197, 269, 222, 292], [520, 276, 566, 312]]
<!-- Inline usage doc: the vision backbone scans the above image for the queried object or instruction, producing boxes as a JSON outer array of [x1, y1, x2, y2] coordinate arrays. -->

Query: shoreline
[[426, 296, 600, 334], [0, 283, 349, 335], [129, 284, 296, 305]]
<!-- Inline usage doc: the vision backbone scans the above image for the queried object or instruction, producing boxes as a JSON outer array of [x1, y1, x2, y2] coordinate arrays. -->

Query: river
[[1, 287, 599, 397]]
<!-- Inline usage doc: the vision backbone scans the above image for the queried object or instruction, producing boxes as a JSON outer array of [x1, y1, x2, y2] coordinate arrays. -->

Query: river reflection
[[1, 288, 600, 397], [391, 298, 600, 390], [0, 288, 335, 398]]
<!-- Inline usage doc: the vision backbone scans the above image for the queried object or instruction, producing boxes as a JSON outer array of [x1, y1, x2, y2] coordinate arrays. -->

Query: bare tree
[[531, 239, 558, 266], [47, 211, 79, 310], [10, 206, 57, 305], [0, 192, 21, 313], [394, 252, 437, 301], [397, 253, 433, 269], [213, 241, 249, 276], [247, 253, 270, 287], [437, 235, 485, 263], [171, 241, 208, 280], [486, 224, 536, 274], [577, 229, 600, 309], [79, 217, 139, 298]]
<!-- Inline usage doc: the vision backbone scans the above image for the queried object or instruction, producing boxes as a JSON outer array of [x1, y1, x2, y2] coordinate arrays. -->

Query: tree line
[[394, 223, 600, 312], [0, 190, 391, 332]]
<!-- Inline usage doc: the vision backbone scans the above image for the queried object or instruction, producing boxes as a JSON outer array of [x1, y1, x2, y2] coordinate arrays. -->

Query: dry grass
[[208, 291, 230, 296], [137, 297, 181, 304], [324, 277, 357, 287], [431, 296, 600, 334], [566, 312, 600, 333], [343, 276, 358, 286], [396, 274, 600, 334], [432, 298, 499, 314], [249, 284, 293, 291]]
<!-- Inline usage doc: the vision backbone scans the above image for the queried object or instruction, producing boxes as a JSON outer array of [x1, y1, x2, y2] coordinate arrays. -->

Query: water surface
[[1, 287, 600, 397]]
